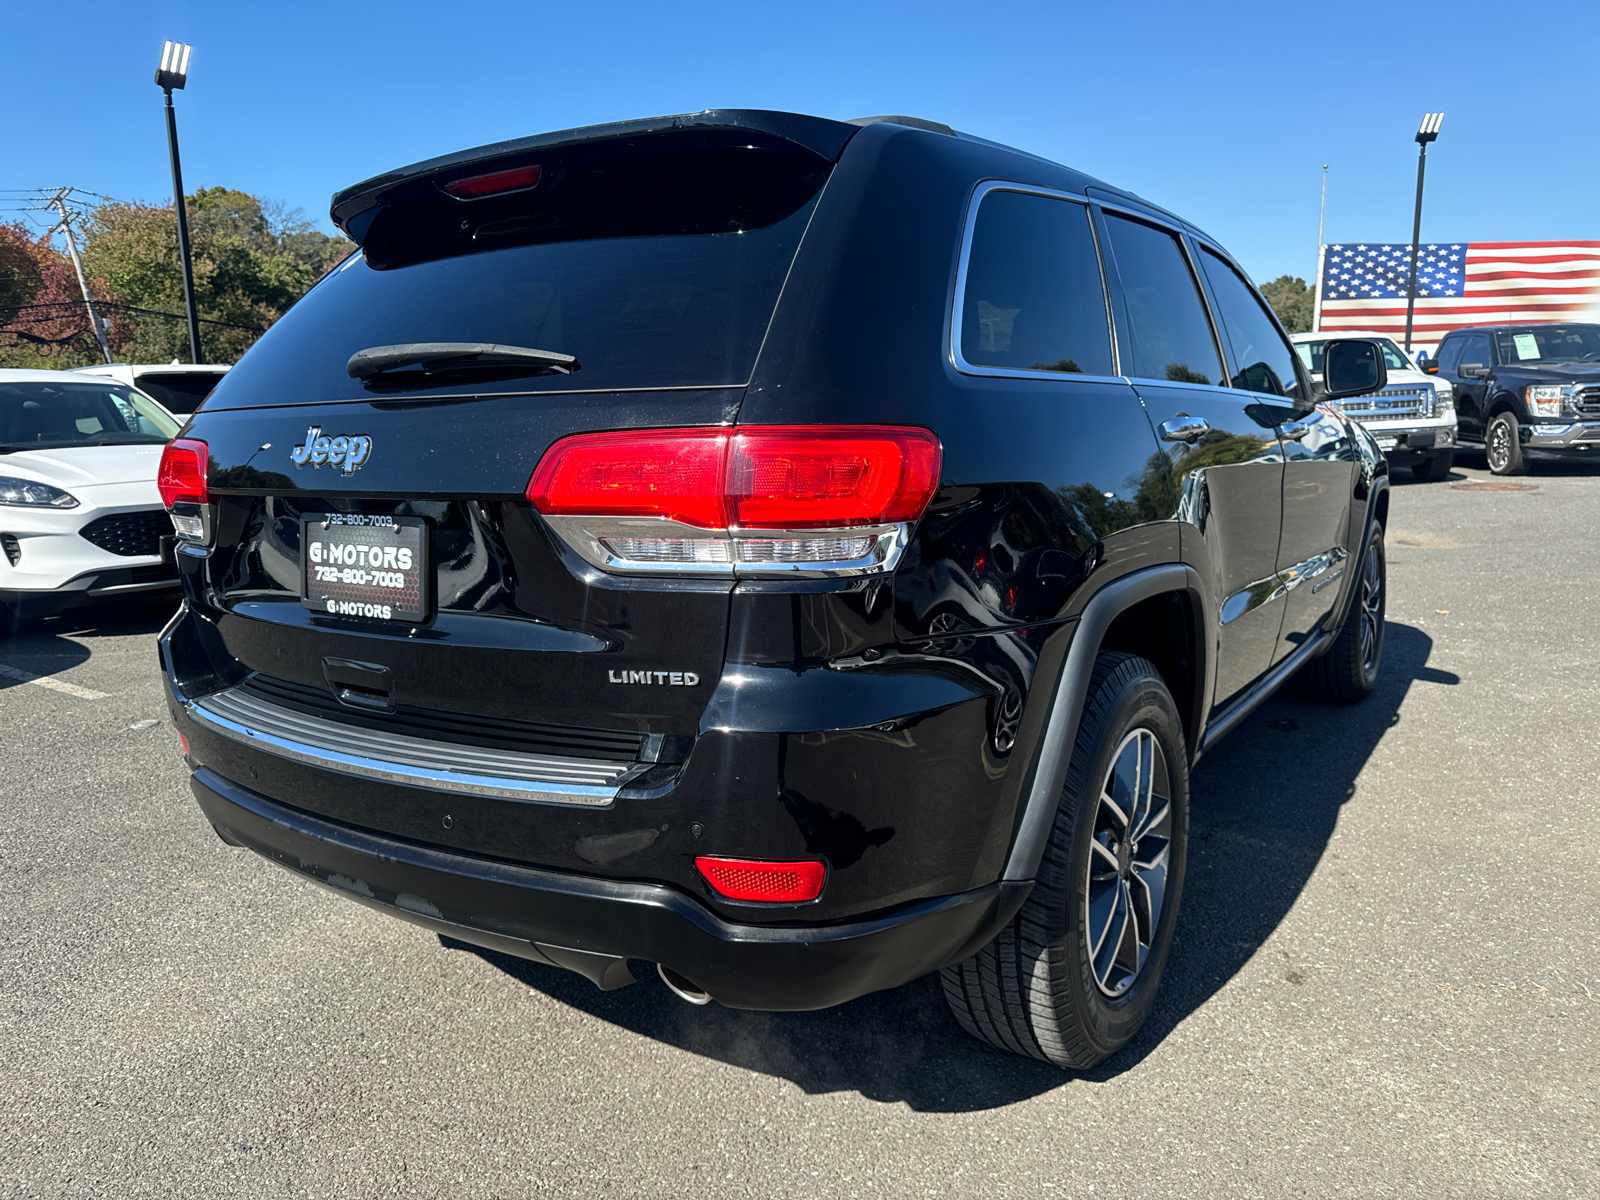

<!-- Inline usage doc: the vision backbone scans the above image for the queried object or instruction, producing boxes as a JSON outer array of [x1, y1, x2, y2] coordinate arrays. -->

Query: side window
[[1461, 334, 1491, 371], [1197, 247, 1302, 400], [1099, 213, 1224, 386], [1434, 336, 1464, 375], [958, 190, 1113, 376]]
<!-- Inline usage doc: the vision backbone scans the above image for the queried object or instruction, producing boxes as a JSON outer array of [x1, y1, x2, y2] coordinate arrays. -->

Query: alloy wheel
[[1488, 419, 1510, 472], [1359, 539, 1383, 674], [1085, 727, 1172, 997]]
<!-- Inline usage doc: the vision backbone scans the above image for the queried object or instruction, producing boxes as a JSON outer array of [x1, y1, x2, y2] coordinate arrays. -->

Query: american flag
[[1314, 241, 1600, 352]]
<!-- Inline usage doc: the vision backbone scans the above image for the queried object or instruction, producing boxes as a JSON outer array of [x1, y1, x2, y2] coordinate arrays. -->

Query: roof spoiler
[[329, 109, 863, 244]]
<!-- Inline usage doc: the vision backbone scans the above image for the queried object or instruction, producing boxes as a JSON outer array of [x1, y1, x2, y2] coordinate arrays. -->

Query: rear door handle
[[1160, 415, 1210, 444]]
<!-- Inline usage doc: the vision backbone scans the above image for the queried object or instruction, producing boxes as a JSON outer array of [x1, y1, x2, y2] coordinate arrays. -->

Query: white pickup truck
[[1291, 331, 1459, 482]]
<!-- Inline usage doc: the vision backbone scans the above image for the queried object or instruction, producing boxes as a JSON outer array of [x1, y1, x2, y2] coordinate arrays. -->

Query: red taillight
[[441, 164, 541, 199], [730, 427, 941, 529], [695, 856, 826, 904], [158, 438, 209, 508], [526, 425, 941, 531], [527, 428, 729, 529]]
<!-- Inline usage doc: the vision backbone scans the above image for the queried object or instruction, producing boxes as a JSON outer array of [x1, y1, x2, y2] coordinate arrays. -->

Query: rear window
[[135, 373, 222, 414], [204, 131, 834, 409]]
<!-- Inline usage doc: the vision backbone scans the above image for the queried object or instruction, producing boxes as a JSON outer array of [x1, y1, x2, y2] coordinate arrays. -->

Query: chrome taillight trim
[[541, 514, 911, 578]]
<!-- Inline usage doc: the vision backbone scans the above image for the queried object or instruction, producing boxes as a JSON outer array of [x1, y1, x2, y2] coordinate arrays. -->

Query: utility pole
[[155, 41, 203, 364], [41, 188, 113, 364], [1404, 113, 1444, 353]]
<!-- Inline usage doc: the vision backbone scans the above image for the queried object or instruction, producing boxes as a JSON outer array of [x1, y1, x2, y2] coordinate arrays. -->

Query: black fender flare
[[1001, 563, 1204, 882]]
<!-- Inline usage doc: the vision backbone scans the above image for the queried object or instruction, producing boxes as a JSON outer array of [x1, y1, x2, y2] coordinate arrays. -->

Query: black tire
[[1410, 450, 1454, 482], [1297, 525, 1385, 704], [942, 652, 1188, 1069], [1486, 411, 1526, 475]]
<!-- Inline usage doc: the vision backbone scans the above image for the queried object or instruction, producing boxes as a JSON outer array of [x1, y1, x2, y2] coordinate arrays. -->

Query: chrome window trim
[[948, 180, 1126, 386], [1092, 200, 1234, 391]]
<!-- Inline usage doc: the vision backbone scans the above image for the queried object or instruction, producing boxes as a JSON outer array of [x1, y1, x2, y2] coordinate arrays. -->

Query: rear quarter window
[[956, 188, 1113, 377]]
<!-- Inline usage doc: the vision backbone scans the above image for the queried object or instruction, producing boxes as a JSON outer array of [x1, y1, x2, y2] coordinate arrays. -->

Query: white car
[[1290, 331, 1459, 482], [0, 369, 184, 620], [72, 362, 229, 416]]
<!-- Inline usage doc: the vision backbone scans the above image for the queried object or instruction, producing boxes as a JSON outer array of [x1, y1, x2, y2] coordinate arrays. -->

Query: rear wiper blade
[[346, 342, 579, 380]]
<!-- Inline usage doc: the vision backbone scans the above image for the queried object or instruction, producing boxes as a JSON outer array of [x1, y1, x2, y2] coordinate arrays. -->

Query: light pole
[[1403, 112, 1443, 353], [155, 41, 203, 364]]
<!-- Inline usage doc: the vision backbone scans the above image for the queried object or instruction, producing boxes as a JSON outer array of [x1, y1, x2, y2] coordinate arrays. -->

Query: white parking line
[[0, 664, 108, 700]]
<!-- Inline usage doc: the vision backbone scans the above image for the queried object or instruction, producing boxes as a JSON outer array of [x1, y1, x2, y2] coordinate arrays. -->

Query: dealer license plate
[[1374, 435, 1398, 450], [301, 514, 429, 623]]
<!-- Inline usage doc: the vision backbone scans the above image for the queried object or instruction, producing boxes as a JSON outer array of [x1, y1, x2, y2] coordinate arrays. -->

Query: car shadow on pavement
[[0, 596, 177, 685], [446, 621, 1453, 1111]]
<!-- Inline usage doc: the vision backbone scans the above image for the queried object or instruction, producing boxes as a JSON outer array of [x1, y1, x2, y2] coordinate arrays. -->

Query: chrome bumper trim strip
[[184, 687, 641, 805]]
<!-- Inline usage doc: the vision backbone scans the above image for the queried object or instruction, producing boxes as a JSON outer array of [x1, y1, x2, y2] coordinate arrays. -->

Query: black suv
[[157, 111, 1393, 1068], [1428, 323, 1600, 474]]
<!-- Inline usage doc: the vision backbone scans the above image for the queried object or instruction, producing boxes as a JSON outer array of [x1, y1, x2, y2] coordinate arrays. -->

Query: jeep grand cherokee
[[158, 110, 1392, 1068]]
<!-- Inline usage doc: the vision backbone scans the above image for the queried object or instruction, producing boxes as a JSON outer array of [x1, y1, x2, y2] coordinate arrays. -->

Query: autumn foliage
[[0, 189, 351, 368]]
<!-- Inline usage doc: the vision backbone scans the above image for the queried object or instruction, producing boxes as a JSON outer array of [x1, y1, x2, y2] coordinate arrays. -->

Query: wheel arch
[[1001, 564, 1207, 882]]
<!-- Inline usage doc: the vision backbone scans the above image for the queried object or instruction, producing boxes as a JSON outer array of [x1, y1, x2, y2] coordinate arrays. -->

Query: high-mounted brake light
[[441, 164, 542, 199], [695, 856, 826, 904], [526, 425, 941, 577], [158, 438, 209, 508]]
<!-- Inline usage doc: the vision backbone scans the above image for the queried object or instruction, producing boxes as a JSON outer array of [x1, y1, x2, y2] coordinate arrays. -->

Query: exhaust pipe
[[657, 963, 712, 1005]]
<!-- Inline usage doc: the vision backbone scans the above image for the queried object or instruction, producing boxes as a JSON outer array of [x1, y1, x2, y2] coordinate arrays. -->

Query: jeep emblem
[[290, 426, 373, 475]]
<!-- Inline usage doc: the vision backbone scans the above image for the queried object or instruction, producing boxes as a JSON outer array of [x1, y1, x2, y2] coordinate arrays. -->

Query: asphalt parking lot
[[3, 456, 1597, 1199]]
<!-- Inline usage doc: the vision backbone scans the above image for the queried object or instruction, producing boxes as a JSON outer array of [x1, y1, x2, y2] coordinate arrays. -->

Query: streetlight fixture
[[1403, 112, 1444, 353], [155, 40, 203, 364]]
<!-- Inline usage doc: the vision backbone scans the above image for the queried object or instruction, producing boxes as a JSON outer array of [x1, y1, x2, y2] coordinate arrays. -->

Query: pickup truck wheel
[[1486, 411, 1527, 475], [941, 652, 1188, 1069], [1410, 450, 1454, 482], [1297, 527, 1384, 703]]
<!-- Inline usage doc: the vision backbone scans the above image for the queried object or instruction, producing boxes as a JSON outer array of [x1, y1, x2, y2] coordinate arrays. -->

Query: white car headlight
[[0, 476, 79, 508], [1525, 385, 1574, 418]]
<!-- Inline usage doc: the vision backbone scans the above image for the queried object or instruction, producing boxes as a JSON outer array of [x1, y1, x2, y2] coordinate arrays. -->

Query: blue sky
[[4, 0, 1597, 285]]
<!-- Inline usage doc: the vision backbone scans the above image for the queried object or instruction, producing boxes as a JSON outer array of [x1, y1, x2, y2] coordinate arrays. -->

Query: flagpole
[[1313, 164, 1328, 333], [1312, 244, 1326, 333]]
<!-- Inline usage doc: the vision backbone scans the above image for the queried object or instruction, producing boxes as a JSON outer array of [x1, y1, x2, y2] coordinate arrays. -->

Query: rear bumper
[[190, 765, 1030, 1010]]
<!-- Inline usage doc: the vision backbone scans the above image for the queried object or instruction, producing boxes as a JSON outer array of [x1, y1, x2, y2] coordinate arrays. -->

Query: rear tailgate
[[176, 115, 853, 809]]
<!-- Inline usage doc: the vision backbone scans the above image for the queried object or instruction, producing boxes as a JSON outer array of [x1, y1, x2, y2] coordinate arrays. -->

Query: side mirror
[[1459, 363, 1489, 379], [1422, 360, 1440, 375], [1321, 339, 1389, 400]]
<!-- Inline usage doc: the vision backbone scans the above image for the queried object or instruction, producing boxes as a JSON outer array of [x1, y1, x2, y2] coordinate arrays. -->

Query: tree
[[0, 220, 134, 368], [2, 190, 352, 369], [82, 190, 352, 364], [1260, 275, 1314, 334]]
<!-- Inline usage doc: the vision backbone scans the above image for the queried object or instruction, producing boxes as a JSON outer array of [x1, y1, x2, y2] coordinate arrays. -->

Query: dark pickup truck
[[1427, 323, 1600, 474]]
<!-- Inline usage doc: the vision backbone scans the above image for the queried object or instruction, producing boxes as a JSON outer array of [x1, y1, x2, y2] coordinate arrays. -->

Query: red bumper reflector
[[526, 425, 941, 530], [158, 438, 209, 508], [695, 856, 826, 903], [178, 733, 189, 757], [441, 164, 541, 199]]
